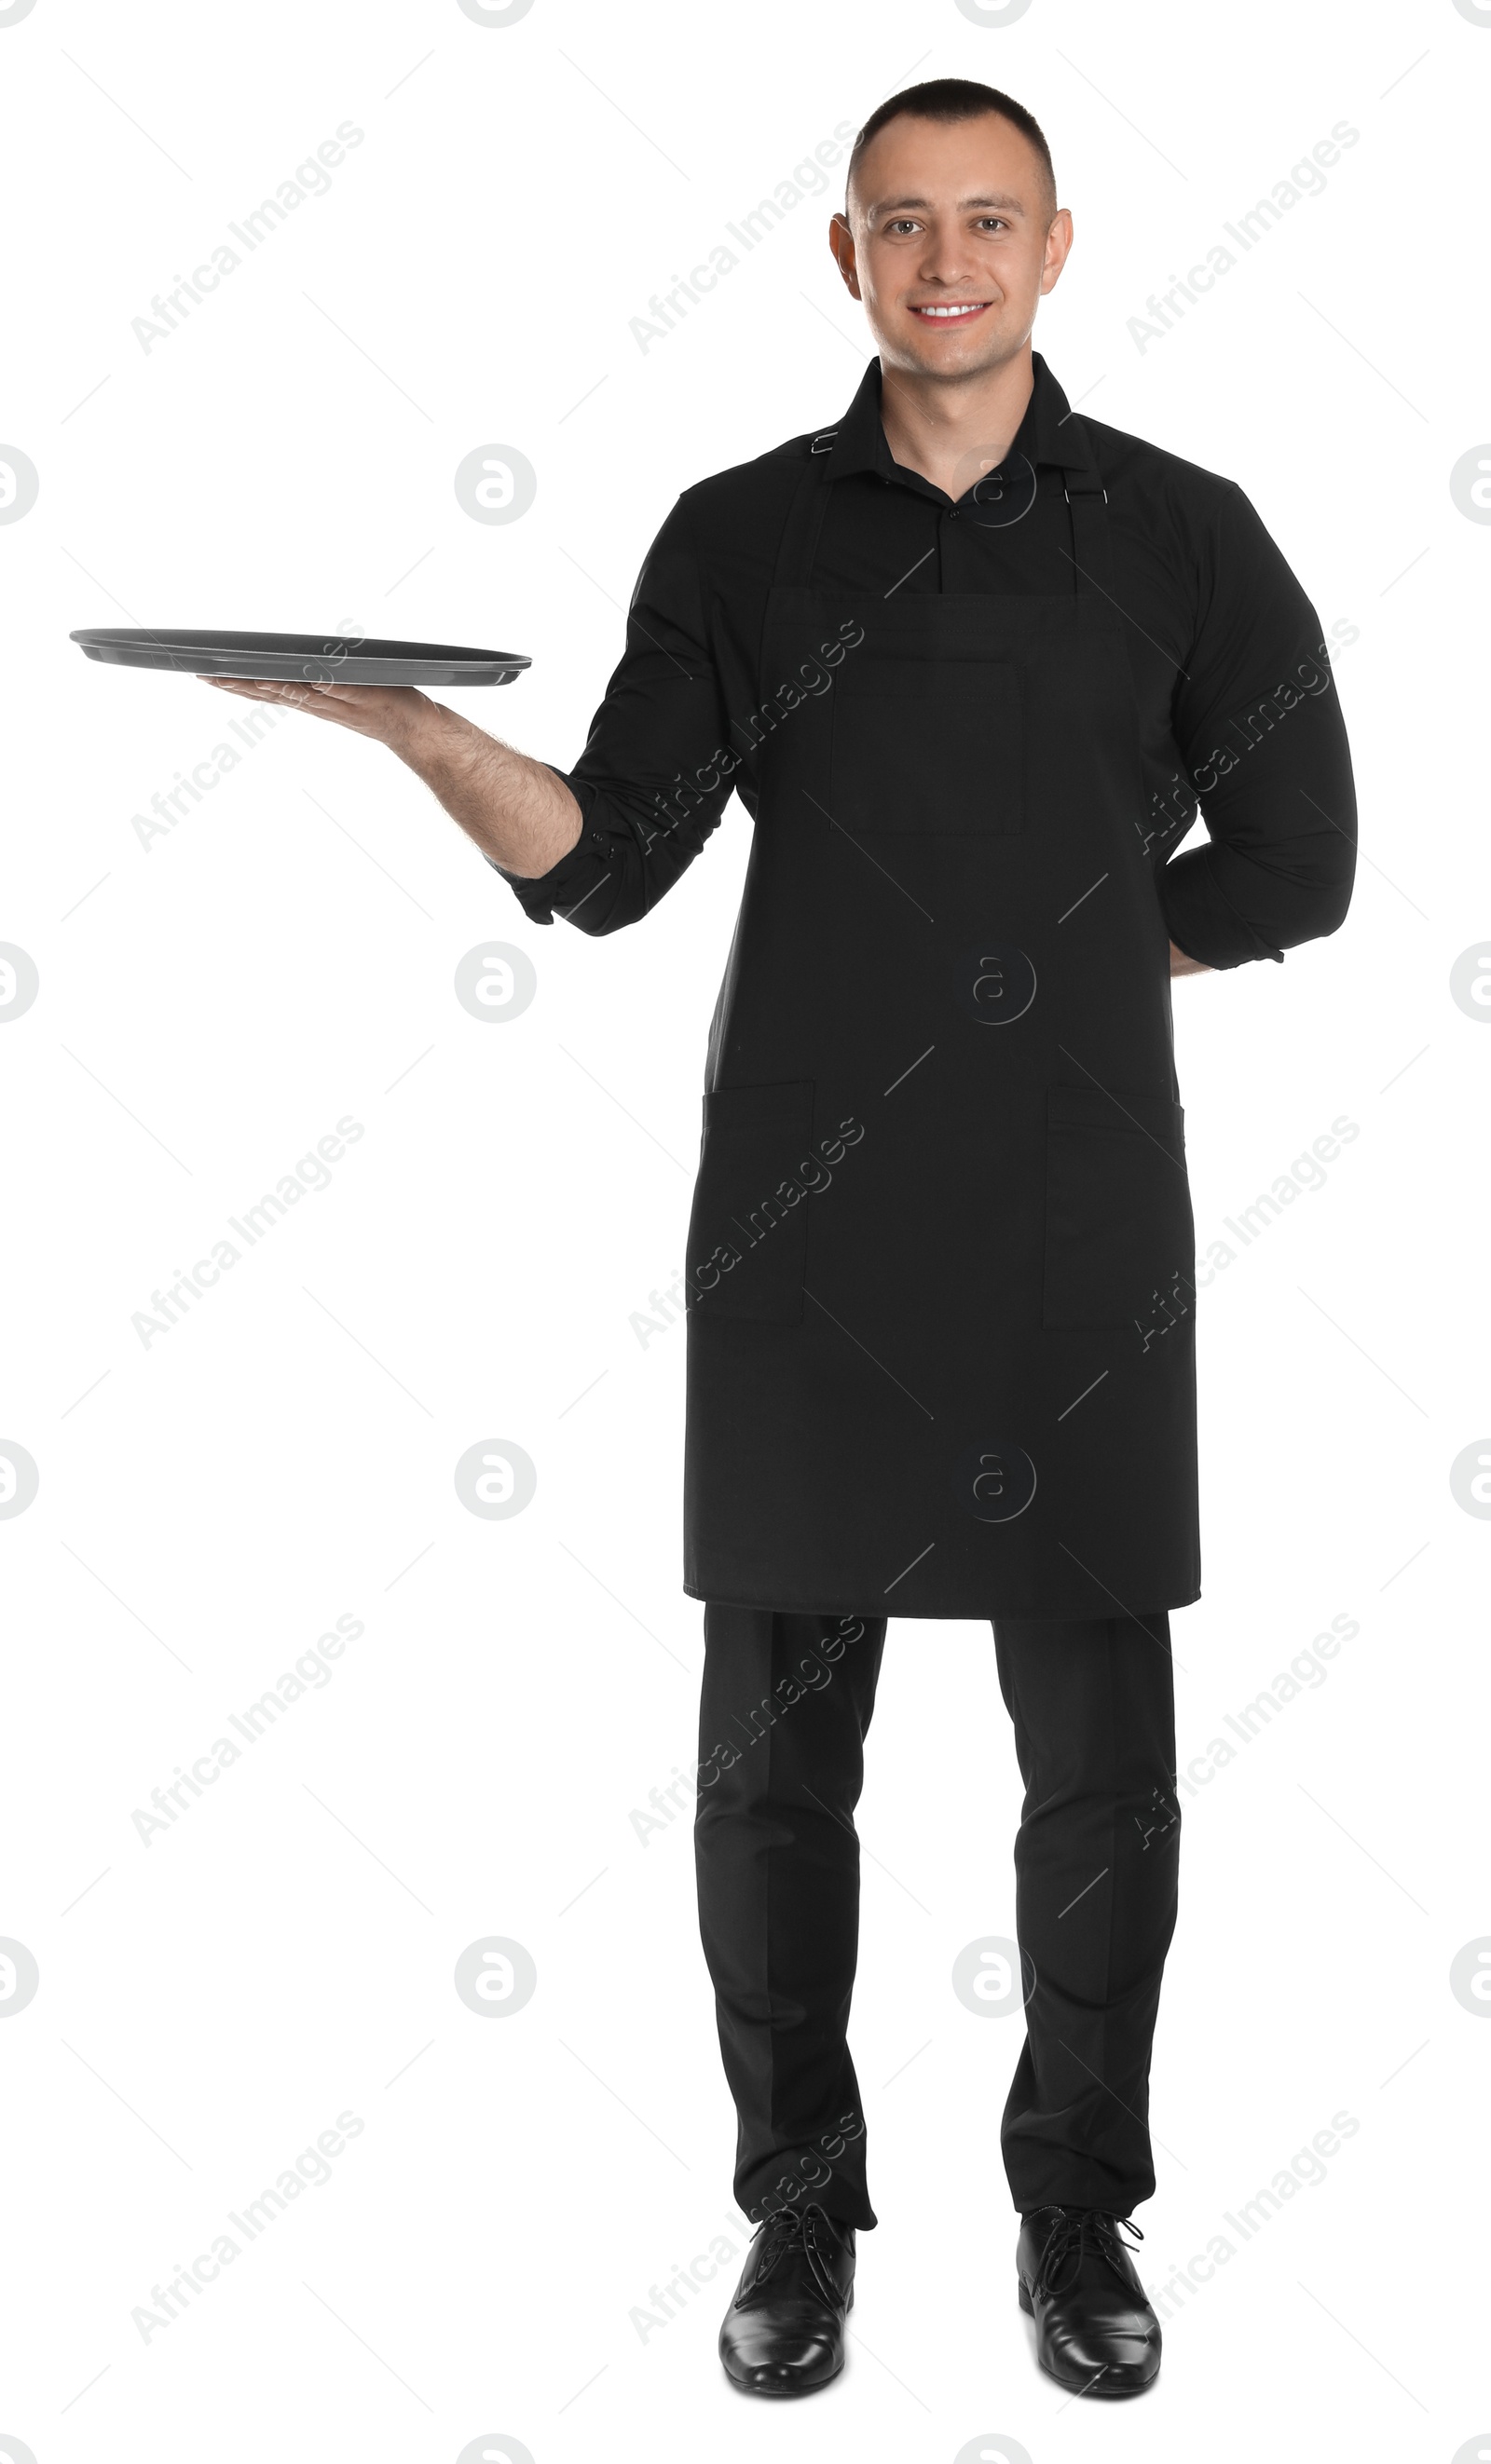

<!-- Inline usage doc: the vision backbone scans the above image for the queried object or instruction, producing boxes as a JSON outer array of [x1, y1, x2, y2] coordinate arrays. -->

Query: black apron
[[681, 423, 1198, 1620]]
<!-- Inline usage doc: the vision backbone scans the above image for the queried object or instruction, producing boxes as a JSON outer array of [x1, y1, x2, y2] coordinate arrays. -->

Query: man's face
[[830, 112, 1071, 382]]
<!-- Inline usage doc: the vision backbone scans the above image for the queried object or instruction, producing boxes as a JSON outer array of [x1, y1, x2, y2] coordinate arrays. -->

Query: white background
[[2, 0, 1488, 2457]]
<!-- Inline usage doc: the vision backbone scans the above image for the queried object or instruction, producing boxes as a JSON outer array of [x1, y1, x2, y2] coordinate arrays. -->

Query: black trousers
[[693, 1604, 1180, 2231]]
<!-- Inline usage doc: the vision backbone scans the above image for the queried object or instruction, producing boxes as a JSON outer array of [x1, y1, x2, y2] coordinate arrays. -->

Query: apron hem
[[682, 1583, 1201, 1621]]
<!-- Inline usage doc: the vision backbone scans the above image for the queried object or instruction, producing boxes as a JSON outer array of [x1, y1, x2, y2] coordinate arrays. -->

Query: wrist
[[383, 687, 442, 764]]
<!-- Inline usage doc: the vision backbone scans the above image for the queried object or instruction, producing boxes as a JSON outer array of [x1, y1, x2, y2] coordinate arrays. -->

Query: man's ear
[[1038, 207, 1074, 298], [828, 212, 862, 299]]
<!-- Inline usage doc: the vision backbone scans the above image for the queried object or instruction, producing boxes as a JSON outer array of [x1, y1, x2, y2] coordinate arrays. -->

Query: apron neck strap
[[1064, 471, 1115, 602], [772, 437, 837, 590]]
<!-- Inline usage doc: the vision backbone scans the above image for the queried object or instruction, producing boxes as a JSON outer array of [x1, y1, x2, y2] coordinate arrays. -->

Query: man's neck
[[875, 344, 1036, 501]]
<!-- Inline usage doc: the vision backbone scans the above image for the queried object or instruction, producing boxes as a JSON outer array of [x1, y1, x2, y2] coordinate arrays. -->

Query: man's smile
[[908, 299, 992, 321]]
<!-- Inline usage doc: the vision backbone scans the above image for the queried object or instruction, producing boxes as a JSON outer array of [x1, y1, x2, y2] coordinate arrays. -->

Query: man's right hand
[[198, 674, 584, 879], [199, 673, 426, 745]]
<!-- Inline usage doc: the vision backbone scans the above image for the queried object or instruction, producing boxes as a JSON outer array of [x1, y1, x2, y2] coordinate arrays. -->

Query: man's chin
[[879, 328, 1023, 384]]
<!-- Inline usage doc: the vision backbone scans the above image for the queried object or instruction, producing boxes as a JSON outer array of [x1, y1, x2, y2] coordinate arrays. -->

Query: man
[[204, 80, 1355, 2401]]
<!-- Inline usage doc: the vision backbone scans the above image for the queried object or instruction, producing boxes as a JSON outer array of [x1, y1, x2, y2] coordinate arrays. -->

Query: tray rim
[[69, 627, 530, 686]]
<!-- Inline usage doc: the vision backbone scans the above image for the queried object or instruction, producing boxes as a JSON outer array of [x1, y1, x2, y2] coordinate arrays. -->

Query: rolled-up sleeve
[[490, 495, 737, 934], [1159, 483, 1357, 969]]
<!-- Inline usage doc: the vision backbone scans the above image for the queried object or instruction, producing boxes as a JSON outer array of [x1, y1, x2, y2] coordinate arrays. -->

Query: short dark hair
[[846, 77, 1057, 218]]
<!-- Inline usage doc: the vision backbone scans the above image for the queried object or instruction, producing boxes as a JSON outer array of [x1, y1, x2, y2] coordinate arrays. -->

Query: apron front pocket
[[686, 1081, 816, 1324], [831, 657, 1023, 834], [1043, 1086, 1194, 1331]]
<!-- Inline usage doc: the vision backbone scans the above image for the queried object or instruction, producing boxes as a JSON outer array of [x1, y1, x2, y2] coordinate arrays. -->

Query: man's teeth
[[917, 303, 984, 318]]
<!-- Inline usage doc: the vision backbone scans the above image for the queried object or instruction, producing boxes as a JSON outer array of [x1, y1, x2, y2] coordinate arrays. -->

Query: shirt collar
[[813, 350, 1098, 485]]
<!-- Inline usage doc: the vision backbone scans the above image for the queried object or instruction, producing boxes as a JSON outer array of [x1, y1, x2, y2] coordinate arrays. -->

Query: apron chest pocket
[[1043, 1086, 1195, 1331], [831, 658, 1023, 835], [686, 1081, 816, 1324]]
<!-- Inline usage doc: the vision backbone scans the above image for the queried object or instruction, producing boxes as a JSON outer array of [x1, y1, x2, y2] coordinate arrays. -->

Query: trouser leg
[[693, 1601, 886, 2231], [992, 1609, 1180, 2216]]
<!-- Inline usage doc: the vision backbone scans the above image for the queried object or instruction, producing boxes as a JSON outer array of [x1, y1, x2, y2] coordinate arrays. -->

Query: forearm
[[391, 696, 582, 876], [1170, 939, 1210, 977], [1164, 686, 1356, 969]]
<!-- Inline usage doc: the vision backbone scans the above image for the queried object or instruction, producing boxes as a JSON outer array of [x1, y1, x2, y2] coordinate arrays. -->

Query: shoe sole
[[721, 2358, 845, 2399], [1018, 2279, 1159, 2398]]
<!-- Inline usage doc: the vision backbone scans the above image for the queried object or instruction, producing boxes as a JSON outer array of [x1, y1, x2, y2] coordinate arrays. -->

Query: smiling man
[[204, 79, 1356, 2403]]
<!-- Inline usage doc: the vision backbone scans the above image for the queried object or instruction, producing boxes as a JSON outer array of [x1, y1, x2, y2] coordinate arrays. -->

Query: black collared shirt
[[497, 354, 1356, 968]]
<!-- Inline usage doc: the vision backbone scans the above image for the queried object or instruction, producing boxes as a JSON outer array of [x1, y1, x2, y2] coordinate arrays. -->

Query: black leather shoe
[[718, 2201, 855, 2396], [1017, 2204, 1161, 2395]]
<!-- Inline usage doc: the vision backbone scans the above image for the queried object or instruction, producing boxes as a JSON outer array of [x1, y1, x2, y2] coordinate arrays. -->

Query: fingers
[[198, 675, 327, 705], [197, 675, 360, 723]]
